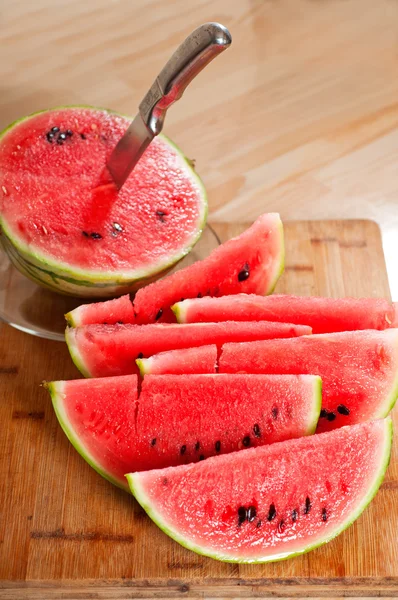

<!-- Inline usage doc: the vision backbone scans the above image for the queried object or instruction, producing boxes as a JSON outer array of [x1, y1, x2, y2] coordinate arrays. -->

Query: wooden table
[[2, 0, 398, 296]]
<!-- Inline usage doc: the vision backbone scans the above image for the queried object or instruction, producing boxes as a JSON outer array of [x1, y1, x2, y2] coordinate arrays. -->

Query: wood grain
[[0, 220, 397, 598]]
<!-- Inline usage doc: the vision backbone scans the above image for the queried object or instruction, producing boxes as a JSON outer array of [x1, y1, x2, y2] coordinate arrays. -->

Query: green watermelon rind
[[47, 380, 130, 492], [127, 418, 392, 563], [0, 106, 207, 296], [64, 327, 92, 378]]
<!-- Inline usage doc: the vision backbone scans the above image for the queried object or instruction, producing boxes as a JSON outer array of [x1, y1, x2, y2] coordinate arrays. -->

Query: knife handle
[[139, 23, 232, 135]]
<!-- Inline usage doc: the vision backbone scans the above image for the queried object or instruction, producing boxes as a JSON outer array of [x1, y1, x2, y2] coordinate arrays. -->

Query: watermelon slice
[[127, 418, 392, 563], [65, 321, 311, 378], [219, 330, 398, 432], [0, 107, 207, 297], [173, 294, 398, 333], [48, 373, 321, 491], [138, 345, 218, 375], [66, 294, 136, 327], [65, 213, 284, 323]]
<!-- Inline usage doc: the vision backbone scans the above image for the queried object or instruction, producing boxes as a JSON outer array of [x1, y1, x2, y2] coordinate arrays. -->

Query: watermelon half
[[0, 107, 207, 297], [219, 329, 398, 432], [65, 321, 311, 378], [65, 213, 285, 324], [48, 373, 321, 491], [172, 294, 398, 333], [127, 418, 392, 563]]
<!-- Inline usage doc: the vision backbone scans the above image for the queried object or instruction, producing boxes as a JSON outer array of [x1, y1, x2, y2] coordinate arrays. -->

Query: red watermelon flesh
[[173, 294, 398, 333], [0, 107, 206, 294], [127, 418, 392, 563], [48, 373, 321, 491], [66, 294, 136, 327], [138, 345, 217, 376], [219, 329, 398, 432], [65, 321, 311, 378], [133, 213, 284, 323]]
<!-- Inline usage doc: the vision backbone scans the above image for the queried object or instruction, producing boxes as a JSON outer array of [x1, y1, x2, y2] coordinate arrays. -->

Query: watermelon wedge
[[219, 330, 398, 432], [173, 294, 398, 333], [138, 345, 218, 375], [66, 294, 136, 327], [0, 107, 207, 297], [66, 321, 311, 378], [127, 418, 392, 563], [48, 373, 321, 491]]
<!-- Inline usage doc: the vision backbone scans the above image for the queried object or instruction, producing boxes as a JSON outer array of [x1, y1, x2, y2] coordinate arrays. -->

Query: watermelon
[[172, 294, 398, 333], [66, 294, 136, 327], [65, 321, 311, 378], [138, 345, 218, 375], [65, 213, 285, 324], [0, 107, 207, 297], [219, 330, 398, 432], [127, 418, 392, 563], [48, 373, 321, 491]]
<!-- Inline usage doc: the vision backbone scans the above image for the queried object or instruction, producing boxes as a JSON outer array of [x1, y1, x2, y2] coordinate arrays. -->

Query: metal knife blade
[[107, 23, 231, 189], [107, 114, 154, 188]]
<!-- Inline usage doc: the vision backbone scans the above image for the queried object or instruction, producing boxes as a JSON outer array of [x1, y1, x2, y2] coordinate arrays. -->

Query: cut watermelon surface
[[48, 373, 321, 491], [138, 345, 218, 375], [127, 418, 392, 563], [173, 294, 398, 333], [66, 294, 136, 327], [65, 213, 285, 324], [66, 321, 311, 378], [219, 330, 398, 432], [0, 107, 207, 297]]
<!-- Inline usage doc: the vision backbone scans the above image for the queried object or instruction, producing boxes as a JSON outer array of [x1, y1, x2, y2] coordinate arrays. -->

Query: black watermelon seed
[[267, 503, 276, 521], [238, 264, 250, 282], [256, 520, 262, 528], [215, 440, 221, 452], [51, 126, 60, 133], [82, 231, 89, 237], [155, 309, 163, 321], [66, 130, 73, 137], [59, 132, 67, 141], [103, 322, 108, 325], [197, 292, 202, 298], [320, 408, 328, 418], [247, 506, 257, 522], [272, 406, 279, 419], [253, 423, 261, 438], [156, 210, 166, 222], [237, 506, 247, 525], [90, 232, 102, 240], [277, 520, 286, 533], [180, 445, 186, 455], [56, 139, 64, 145], [337, 404, 350, 416], [292, 509, 298, 522], [242, 436, 251, 447], [162, 477, 168, 485], [137, 352, 144, 359], [180, 298, 185, 302], [304, 496, 312, 514], [326, 412, 336, 422], [195, 441, 200, 451], [199, 454, 205, 461], [46, 132, 54, 142], [80, 133, 87, 139], [113, 222, 123, 232], [151, 438, 156, 447], [322, 507, 328, 522], [116, 320, 123, 325]]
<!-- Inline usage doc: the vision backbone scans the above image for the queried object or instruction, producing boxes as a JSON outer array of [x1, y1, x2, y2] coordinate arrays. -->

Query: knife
[[107, 22, 232, 189]]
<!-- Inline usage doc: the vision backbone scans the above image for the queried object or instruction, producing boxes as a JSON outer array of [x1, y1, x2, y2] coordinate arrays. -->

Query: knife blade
[[107, 22, 231, 189]]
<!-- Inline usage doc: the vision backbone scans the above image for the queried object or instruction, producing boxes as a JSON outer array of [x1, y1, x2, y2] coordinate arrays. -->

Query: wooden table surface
[[1, 0, 398, 295]]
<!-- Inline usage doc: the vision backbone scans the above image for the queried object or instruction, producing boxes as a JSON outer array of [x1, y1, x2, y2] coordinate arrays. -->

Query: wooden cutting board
[[0, 220, 397, 599]]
